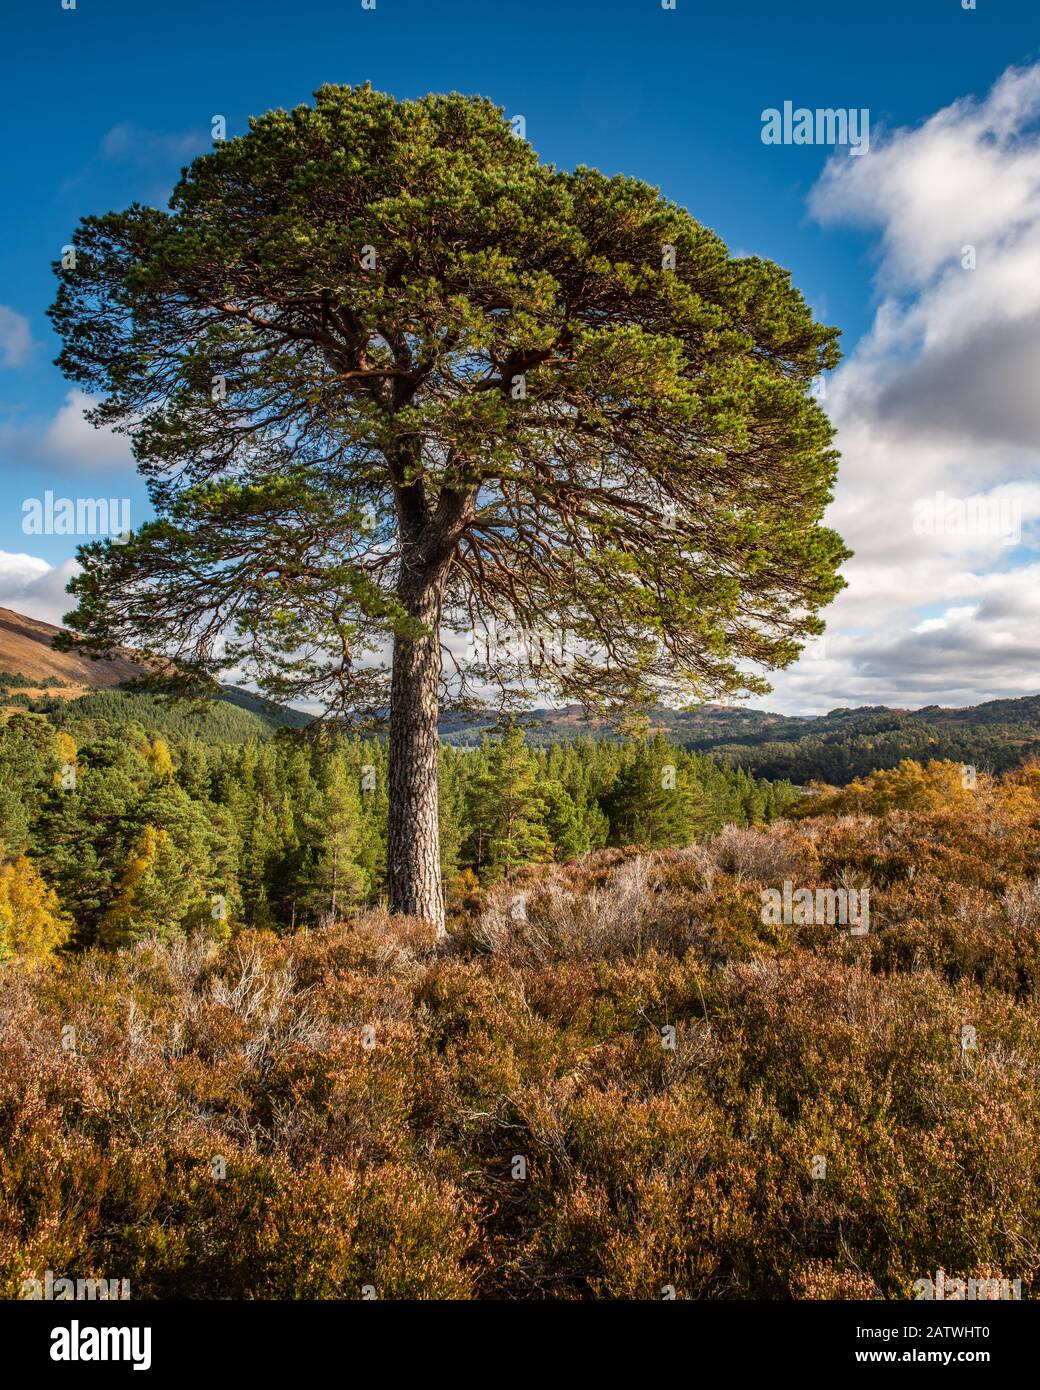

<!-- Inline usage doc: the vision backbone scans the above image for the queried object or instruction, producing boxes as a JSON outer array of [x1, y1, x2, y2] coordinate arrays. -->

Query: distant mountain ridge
[[1, 606, 1037, 780], [441, 694, 1040, 740], [440, 695, 1040, 782]]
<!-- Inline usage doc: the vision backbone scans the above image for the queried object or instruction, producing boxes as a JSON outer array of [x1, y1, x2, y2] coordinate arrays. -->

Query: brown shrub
[[3, 801, 1040, 1299]]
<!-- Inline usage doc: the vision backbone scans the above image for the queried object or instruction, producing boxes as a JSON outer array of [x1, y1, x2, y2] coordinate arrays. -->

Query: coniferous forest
[[0, 699, 796, 959]]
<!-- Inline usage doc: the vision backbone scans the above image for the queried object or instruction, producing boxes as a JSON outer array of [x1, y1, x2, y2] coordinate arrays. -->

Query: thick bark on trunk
[[387, 569, 447, 936]]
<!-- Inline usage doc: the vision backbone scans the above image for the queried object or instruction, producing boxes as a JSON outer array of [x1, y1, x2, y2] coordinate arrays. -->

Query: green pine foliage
[[463, 724, 552, 882], [0, 706, 793, 952]]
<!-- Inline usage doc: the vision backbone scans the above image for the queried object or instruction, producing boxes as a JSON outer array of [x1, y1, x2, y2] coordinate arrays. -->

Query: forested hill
[[682, 697, 1040, 782], [2, 607, 1038, 780], [0, 606, 310, 743], [16, 686, 313, 744], [442, 696, 1040, 783]]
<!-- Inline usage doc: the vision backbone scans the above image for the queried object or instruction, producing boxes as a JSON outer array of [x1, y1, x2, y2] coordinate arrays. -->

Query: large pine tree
[[49, 85, 847, 932]]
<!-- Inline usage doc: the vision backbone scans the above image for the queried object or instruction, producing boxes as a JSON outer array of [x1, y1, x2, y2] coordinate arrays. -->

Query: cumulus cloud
[[0, 553, 78, 627], [809, 64, 1040, 289], [0, 306, 32, 368], [756, 64, 1040, 716]]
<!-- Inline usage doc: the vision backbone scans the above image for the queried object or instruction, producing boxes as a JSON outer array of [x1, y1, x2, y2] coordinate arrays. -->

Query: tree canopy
[[50, 82, 847, 720]]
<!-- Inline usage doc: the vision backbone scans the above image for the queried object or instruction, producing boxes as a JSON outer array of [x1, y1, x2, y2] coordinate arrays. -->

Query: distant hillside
[[697, 697, 1040, 783], [0, 607, 309, 743], [438, 702, 809, 746], [4, 606, 1037, 776], [441, 696, 1040, 783], [0, 606, 149, 693]]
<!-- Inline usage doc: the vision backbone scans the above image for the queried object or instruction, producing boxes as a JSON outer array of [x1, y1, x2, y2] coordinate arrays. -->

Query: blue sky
[[1, 0, 1039, 712]]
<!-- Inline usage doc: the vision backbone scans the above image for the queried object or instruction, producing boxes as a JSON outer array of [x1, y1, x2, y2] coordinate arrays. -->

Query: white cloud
[[39, 389, 136, 471], [755, 64, 1040, 715], [0, 553, 78, 627], [0, 389, 136, 474], [809, 64, 1040, 289], [0, 306, 32, 368]]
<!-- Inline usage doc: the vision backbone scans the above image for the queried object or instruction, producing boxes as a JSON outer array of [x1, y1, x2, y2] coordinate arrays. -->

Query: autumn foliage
[[2, 759, 1040, 1299], [0, 855, 70, 964]]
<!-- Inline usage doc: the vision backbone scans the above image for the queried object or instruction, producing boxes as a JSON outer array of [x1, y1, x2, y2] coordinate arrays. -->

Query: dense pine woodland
[[0, 697, 796, 959]]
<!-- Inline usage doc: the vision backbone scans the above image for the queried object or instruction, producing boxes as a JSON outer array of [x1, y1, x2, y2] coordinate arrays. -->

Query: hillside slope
[[0, 606, 309, 740], [0, 606, 149, 692]]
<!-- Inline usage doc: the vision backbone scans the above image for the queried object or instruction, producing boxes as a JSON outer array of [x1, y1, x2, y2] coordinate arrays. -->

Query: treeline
[[708, 717, 1040, 783], [0, 711, 796, 957], [18, 687, 289, 742], [19, 689, 1040, 787]]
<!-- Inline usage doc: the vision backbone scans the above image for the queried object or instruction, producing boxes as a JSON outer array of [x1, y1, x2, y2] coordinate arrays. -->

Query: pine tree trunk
[[387, 567, 446, 936]]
